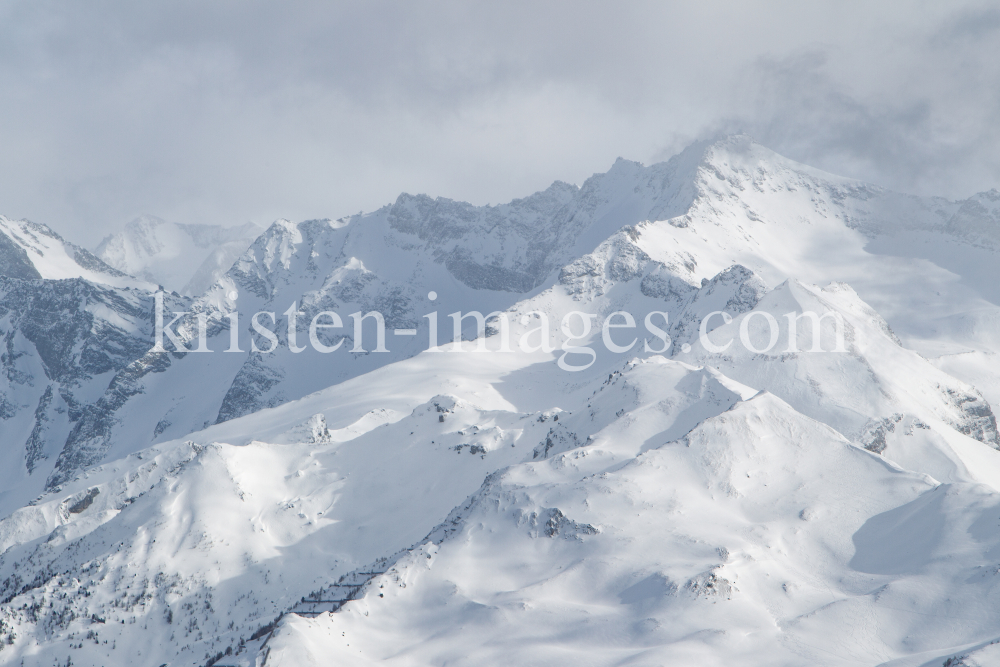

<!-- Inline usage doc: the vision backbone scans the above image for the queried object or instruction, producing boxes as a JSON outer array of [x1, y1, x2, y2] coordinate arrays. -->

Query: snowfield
[[3, 135, 1000, 666]]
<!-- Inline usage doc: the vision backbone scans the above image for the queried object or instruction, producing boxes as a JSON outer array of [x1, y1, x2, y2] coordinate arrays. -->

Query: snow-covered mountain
[[93, 216, 263, 295], [0, 216, 150, 289], [4, 135, 1000, 666], [0, 277, 192, 514]]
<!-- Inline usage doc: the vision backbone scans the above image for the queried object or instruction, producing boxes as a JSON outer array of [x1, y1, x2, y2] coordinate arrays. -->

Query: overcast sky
[[1, 1, 998, 245]]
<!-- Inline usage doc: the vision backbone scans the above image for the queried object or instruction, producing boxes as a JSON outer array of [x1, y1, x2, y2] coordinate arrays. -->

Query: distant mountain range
[[3, 135, 1000, 666], [93, 215, 263, 295]]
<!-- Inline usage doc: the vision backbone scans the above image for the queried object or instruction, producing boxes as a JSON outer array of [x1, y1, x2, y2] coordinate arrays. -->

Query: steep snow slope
[[0, 217, 150, 289], [674, 279, 1000, 483], [481, 225, 1000, 490], [618, 137, 1000, 407], [93, 216, 263, 295]]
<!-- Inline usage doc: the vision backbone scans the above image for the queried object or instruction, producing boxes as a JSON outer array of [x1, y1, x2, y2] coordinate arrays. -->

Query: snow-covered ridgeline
[[3, 135, 1000, 665]]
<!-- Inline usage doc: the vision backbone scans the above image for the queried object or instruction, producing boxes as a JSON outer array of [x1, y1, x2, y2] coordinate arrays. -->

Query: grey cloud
[[0, 2, 997, 245], [716, 30, 1000, 198], [932, 4, 1000, 43]]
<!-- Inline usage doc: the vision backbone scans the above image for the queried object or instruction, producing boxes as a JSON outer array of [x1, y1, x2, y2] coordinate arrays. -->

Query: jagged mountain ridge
[[0, 216, 149, 289], [28, 150, 723, 495], [3, 135, 1000, 665], [7, 134, 1000, 509]]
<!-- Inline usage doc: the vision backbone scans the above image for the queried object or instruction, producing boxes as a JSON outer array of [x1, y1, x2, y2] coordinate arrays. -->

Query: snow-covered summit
[[93, 215, 262, 295], [0, 216, 148, 289]]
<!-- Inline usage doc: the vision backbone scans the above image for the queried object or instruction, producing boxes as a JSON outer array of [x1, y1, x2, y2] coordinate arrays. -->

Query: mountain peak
[[94, 216, 263, 295], [0, 215, 142, 287]]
